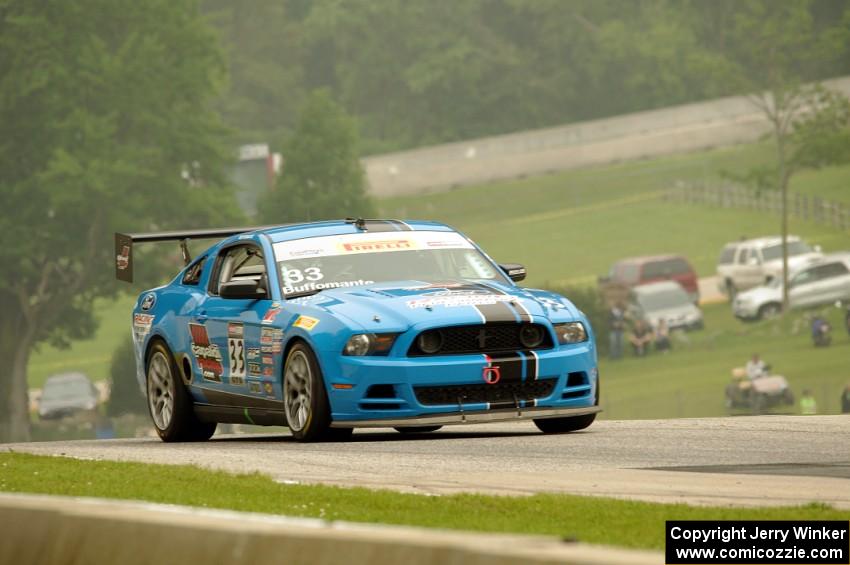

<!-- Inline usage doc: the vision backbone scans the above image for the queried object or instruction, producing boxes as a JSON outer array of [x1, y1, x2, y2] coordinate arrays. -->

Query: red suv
[[602, 255, 699, 303]]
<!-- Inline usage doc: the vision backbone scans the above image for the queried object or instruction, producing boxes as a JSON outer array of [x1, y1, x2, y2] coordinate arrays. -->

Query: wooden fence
[[664, 182, 850, 231]]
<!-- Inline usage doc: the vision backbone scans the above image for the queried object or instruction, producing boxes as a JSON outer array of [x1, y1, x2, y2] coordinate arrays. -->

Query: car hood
[[737, 284, 782, 304], [292, 280, 581, 331]]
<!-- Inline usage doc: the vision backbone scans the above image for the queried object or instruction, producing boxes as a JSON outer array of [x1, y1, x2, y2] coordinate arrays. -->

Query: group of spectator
[[608, 302, 671, 359]]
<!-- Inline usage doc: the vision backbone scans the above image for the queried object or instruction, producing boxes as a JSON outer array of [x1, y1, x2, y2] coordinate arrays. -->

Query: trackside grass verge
[[0, 452, 845, 550]]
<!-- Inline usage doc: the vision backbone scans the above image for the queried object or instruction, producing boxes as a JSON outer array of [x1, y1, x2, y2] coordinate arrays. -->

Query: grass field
[[27, 296, 136, 389], [379, 142, 850, 285], [1, 452, 846, 550]]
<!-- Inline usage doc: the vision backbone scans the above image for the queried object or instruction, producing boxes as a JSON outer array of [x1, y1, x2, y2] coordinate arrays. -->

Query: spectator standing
[[654, 319, 671, 353], [800, 389, 817, 415], [608, 302, 626, 360], [841, 384, 850, 414]]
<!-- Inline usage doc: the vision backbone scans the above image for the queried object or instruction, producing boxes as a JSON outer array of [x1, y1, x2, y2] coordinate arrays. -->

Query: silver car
[[629, 281, 704, 331], [733, 253, 850, 320], [38, 372, 99, 420]]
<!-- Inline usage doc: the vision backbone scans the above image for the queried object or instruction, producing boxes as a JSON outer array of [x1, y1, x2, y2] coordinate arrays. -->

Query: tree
[[715, 0, 850, 307], [260, 91, 374, 223], [0, 0, 240, 442]]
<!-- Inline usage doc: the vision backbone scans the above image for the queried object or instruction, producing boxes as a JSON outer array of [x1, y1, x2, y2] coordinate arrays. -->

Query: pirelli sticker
[[273, 230, 473, 260]]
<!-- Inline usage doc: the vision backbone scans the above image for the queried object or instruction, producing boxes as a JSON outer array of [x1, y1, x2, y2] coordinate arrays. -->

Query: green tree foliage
[[202, 0, 850, 153], [260, 91, 373, 223], [0, 0, 239, 442], [107, 339, 146, 417]]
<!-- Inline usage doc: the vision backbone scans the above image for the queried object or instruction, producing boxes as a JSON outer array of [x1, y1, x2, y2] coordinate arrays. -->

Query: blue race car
[[117, 218, 599, 442]]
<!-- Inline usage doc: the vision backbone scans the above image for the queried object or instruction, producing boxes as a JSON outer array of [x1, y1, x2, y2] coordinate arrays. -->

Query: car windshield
[[636, 287, 690, 311], [273, 231, 509, 297], [761, 241, 812, 262], [42, 378, 93, 401]]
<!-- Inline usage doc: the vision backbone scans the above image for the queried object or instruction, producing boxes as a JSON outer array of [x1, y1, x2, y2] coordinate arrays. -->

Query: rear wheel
[[146, 341, 216, 442], [283, 342, 347, 442], [394, 426, 442, 434]]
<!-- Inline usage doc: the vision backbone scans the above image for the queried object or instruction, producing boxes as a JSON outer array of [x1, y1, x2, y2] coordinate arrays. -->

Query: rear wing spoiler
[[114, 226, 286, 283]]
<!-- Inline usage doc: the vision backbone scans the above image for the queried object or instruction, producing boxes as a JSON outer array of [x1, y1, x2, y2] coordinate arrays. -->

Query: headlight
[[342, 333, 398, 356], [417, 330, 443, 354], [519, 324, 545, 348], [553, 322, 587, 344]]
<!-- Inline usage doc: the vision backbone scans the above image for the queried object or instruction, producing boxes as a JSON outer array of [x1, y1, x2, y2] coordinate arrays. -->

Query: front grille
[[414, 378, 557, 406], [408, 323, 553, 356]]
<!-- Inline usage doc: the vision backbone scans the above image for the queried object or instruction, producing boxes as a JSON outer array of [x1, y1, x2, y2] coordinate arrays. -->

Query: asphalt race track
[[5, 416, 850, 508]]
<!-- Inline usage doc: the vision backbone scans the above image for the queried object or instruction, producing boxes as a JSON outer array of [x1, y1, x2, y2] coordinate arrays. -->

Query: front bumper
[[732, 299, 760, 319], [321, 342, 598, 423], [332, 405, 601, 428]]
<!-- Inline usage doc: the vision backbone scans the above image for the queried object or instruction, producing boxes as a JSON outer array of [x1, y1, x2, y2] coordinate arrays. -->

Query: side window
[[182, 256, 206, 286], [666, 258, 690, 275], [641, 261, 665, 279], [736, 248, 750, 265], [209, 245, 269, 297], [791, 268, 817, 287], [815, 262, 848, 280]]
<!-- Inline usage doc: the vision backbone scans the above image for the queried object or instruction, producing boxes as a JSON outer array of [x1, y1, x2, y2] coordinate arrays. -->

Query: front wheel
[[758, 303, 782, 320], [147, 341, 216, 442], [283, 342, 343, 442]]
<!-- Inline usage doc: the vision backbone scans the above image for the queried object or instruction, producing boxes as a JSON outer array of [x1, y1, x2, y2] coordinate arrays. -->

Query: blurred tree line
[[203, 0, 850, 154]]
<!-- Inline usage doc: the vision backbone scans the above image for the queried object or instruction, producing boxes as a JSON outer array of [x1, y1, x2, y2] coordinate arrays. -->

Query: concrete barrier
[[363, 76, 850, 197], [0, 493, 662, 565]]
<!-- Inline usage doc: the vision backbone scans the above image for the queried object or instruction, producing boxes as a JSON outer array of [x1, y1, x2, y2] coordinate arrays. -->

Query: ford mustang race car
[[117, 219, 599, 442]]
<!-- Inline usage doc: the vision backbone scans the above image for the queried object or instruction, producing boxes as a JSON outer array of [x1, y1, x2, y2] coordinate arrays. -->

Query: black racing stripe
[[390, 220, 412, 231], [363, 220, 399, 232], [525, 351, 538, 381], [198, 387, 282, 409], [488, 353, 523, 383], [510, 300, 532, 323], [475, 301, 518, 323]]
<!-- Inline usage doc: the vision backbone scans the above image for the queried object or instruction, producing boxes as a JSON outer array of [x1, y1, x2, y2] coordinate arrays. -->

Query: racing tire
[[394, 426, 443, 434], [146, 341, 216, 442], [757, 303, 782, 320], [283, 342, 346, 442]]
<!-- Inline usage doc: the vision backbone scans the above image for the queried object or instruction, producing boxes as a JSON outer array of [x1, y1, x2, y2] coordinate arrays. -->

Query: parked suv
[[600, 255, 699, 304], [629, 281, 704, 331], [717, 236, 822, 296], [733, 253, 850, 320]]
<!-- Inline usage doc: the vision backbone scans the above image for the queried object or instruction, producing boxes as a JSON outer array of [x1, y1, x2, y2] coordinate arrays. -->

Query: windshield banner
[[273, 230, 473, 260]]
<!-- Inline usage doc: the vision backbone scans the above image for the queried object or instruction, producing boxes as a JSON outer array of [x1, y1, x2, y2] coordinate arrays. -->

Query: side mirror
[[814, 245, 823, 253], [220, 279, 266, 300], [499, 263, 526, 282]]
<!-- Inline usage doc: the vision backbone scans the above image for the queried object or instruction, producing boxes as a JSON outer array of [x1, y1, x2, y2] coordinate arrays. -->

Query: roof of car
[[725, 235, 802, 248], [255, 219, 455, 244], [614, 254, 688, 265], [631, 280, 687, 295]]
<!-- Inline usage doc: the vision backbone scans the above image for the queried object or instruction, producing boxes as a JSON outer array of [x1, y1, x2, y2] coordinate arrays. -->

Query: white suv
[[717, 236, 822, 296], [733, 253, 850, 320]]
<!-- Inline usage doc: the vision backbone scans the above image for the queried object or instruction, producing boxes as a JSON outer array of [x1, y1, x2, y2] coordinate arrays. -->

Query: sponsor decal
[[227, 323, 244, 339], [248, 362, 262, 376], [264, 382, 274, 395], [483, 365, 501, 384], [340, 239, 413, 253], [247, 347, 260, 361], [262, 355, 274, 365], [116, 245, 130, 270], [133, 313, 155, 340], [263, 366, 273, 377], [293, 315, 320, 331], [249, 382, 262, 394], [282, 279, 374, 296], [140, 293, 156, 311], [537, 296, 566, 311], [262, 306, 281, 324], [290, 248, 322, 257], [261, 344, 273, 353], [188, 323, 223, 382], [407, 293, 515, 309]]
